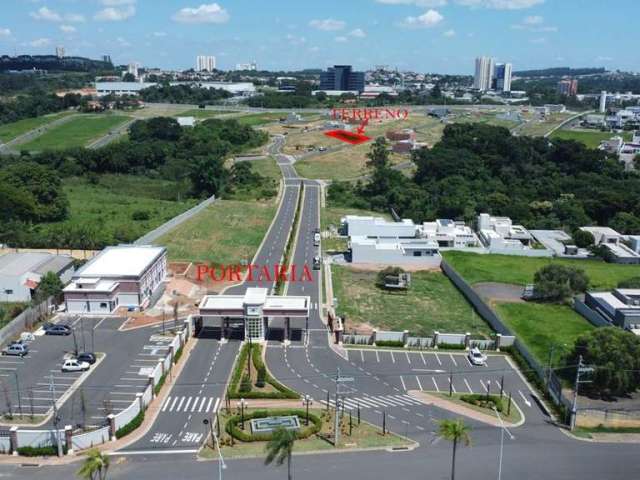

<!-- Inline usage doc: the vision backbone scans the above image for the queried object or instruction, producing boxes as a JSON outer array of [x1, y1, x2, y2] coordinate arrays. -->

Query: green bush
[[256, 366, 266, 388], [438, 342, 466, 350], [239, 374, 252, 393], [460, 393, 504, 412], [225, 409, 322, 442], [131, 210, 150, 221], [173, 345, 184, 364], [375, 340, 405, 348], [115, 410, 145, 439], [154, 371, 167, 395], [17, 445, 67, 456]]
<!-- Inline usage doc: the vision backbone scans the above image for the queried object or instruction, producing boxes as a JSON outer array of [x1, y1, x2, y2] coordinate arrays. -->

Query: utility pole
[[333, 368, 340, 446], [50, 375, 63, 457], [570, 355, 593, 430], [14, 372, 22, 418]]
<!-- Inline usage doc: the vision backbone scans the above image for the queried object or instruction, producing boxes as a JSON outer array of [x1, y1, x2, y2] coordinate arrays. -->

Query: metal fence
[[134, 195, 215, 245]]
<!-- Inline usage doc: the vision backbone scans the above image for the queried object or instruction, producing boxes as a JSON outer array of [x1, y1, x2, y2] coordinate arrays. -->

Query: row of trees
[[329, 124, 640, 235], [0, 92, 82, 125], [138, 84, 232, 104]]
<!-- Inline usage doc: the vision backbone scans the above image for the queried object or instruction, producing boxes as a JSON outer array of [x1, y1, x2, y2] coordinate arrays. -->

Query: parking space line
[[434, 353, 442, 366], [464, 378, 473, 393], [420, 352, 426, 365], [361, 350, 364, 362], [415, 376, 423, 391], [400, 376, 406, 391], [405, 352, 411, 364], [449, 354, 457, 367], [432, 377, 439, 392], [390, 352, 395, 363]]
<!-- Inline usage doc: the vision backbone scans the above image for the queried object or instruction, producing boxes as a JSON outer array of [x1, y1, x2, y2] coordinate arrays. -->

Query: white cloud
[[27, 38, 51, 47], [115, 36, 131, 47], [172, 3, 230, 24], [443, 28, 456, 37], [100, 0, 136, 5], [511, 15, 557, 32], [285, 34, 306, 45], [94, 6, 136, 21], [349, 28, 366, 38], [530, 37, 546, 44], [596, 55, 613, 62], [454, 0, 544, 9], [30, 7, 61, 22], [309, 18, 346, 31], [308, 46, 321, 53], [400, 9, 444, 28], [523, 15, 543, 24], [334, 36, 348, 43], [59, 25, 76, 33], [152, 31, 167, 37], [377, 0, 448, 5], [0, 28, 11, 37], [30, 7, 84, 23]]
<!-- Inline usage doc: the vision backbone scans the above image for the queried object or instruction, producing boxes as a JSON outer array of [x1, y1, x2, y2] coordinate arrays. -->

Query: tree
[[437, 418, 472, 480], [609, 212, 640, 235], [376, 266, 406, 288], [264, 426, 297, 480], [572, 229, 595, 249], [365, 137, 390, 170], [533, 264, 589, 302], [566, 328, 640, 398], [122, 72, 136, 82], [77, 448, 110, 480], [618, 277, 640, 289], [33, 271, 63, 304]]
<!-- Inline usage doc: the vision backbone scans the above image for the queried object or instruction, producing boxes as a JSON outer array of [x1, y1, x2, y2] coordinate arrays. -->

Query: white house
[[477, 213, 533, 247], [63, 245, 166, 314], [420, 219, 479, 248], [177, 116, 196, 127], [579, 226, 622, 246], [0, 253, 74, 303], [349, 237, 441, 267], [341, 216, 417, 238]]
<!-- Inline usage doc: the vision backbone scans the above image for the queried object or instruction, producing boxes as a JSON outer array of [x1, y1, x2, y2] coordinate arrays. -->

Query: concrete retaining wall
[[574, 298, 611, 327], [71, 426, 110, 451], [0, 297, 53, 348]]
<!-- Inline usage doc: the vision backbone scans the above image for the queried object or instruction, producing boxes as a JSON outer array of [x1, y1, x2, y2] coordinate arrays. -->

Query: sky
[[0, 0, 637, 74]]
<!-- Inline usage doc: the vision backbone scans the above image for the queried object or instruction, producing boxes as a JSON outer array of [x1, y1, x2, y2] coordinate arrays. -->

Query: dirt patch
[[474, 282, 525, 303], [340, 263, 442, 273]]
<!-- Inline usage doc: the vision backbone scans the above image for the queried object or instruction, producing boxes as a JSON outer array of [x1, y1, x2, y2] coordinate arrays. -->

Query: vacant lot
[[517, 112, 574, 137], [236, 112, 286, 127], [443, 251, 640, 290], [225, 157, 280, 201], [177, 109, 237, 119], [159, 198, 277, 265], [0, 111, 74, 142], [495, 302, 593, 363], [332, 267, 492, 337], [21, 114, 130, 151], [452, 111, 520, 130], [550, 128, 632, 149]]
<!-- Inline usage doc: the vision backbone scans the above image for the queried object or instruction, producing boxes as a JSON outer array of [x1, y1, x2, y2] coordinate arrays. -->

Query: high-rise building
[[196, 55, 216, 72], [127, 62, 139, 79], [102, 55, 112, 64], [55, 46, 65, 58], [557, 79, 578, 96], [235, 62, 257, 71], [474, 56, 495, 92], [494, 63, 512, 93], [319, 65, 365, 93], [600, 91, 607, 113]]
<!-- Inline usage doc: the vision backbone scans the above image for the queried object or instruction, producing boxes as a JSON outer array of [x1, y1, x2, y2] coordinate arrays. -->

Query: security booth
[[198, 287, 309, 342]]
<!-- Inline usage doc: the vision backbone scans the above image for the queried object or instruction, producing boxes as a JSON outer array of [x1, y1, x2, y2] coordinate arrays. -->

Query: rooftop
[[0, 252, 73, 277], [76, 245, 165, 278]]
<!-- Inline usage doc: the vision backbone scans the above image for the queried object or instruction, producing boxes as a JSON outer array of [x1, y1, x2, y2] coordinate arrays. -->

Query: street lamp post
[[13, 372, 22, 418], [492, 406, 514, 480], [238, 399, 247, 430], [302, 395, 313, 426], [204, 418, 227, 480]]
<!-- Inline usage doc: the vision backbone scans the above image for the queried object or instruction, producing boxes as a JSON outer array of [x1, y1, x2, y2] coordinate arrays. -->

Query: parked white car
[[468, 347, 487, 366], [61, 359, 90, 372]]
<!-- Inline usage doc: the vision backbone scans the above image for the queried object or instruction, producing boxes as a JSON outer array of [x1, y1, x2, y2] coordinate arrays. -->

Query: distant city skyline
[[0, 1, 637, 74]]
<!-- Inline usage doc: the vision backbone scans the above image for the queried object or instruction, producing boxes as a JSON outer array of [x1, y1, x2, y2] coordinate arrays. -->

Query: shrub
[[533, 264, 589, 302], [572, 229, 594, 248], [239, 374, 252, 393], [131, 210, 150, 221], [618, 276, 640, 289], [154, 372, 167, 395], [375, 340, 405, 348], [460, 393, 504, 412], [17, 445, 67, 456], [225, 409, 322, 442], [438, 342, 466, 350], [256, 366, 266, 388], [376, 266, 406, 289], [115, 410, 145, 439], [173, 345, 184, 364]]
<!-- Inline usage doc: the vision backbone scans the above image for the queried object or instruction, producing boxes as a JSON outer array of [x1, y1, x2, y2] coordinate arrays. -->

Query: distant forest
[[0, 55, 113, 73], [514, 67, 606, 78]]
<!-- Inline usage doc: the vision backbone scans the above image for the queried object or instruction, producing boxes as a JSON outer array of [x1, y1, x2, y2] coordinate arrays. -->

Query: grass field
[[0, 303, 28, 329], [159, 197, 278, 265], [550, 129, 632, 149], [177, 109, 237, 119], [53, 176, 197, 244], [0, 111, 74, 142], [332, 267, 492, 337], [453, 111, 520, 130], [443, 251, 640, 290], [21, 114, 130, 151], [236, 112, 286, 127], [517, 112, 574, 137], [495, 302, 593, 363]]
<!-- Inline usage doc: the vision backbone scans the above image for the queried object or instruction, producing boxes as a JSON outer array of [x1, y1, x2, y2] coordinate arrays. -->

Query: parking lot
[[0, 316, 177, 430]]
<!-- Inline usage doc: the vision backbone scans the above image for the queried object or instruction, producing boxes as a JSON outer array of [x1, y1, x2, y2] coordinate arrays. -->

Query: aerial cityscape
[[1, 1, 640, 479]]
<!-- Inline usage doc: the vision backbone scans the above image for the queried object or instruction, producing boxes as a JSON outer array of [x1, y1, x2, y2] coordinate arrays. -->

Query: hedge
[[460, 393, 505, 413], [173, 344, 184, 364], [154, 371, 167, 396], [375, 340, 405, 348], [225, 409, 322, 442], [437, 343, 466, 350], [17, 445, 67, 456], [228, 343, 299, 399], [115, 410, 145, 439]]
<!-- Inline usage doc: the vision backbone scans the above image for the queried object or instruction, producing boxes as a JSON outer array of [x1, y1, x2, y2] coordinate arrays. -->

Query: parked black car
[[42, 322, 55, 332], [76, 353, 96, 365], [46, 325, 72, 336]]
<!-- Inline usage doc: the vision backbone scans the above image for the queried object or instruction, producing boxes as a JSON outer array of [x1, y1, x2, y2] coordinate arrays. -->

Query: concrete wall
[[71, 426, 110, 451], [574, 298, 611, 328], [0, 297, 52, 348]]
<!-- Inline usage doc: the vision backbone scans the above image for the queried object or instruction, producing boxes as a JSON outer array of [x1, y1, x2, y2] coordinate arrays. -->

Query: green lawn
[[443, 251, 640, 290], [43, 176, 198, 246], [159, 198, 277, 265], [550, 129, 632, 149], [236, 112, 285, 127], [225, 158, 281, 202], [332, 267, 492, 337], [177, 109, 236, 119], [495, 302, 593, 363], [0, 303, 28, 328], [20, 114, 130, 151], [0, 111, 74, 142]]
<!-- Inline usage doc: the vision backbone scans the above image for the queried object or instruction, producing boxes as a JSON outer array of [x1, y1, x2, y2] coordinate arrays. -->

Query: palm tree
[[77, 448, 110, 480], [437, 418, 472, 480], [264, 427, 297, 480]]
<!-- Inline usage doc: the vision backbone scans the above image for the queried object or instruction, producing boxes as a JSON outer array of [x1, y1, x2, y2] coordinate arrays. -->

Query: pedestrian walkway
[[321, 394, 425, 410], [160, 395, 218, 414]]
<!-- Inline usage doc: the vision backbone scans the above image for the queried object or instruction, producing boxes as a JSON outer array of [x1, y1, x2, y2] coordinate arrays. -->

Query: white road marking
[[400, 376, 407, 391], [519, 390, 532, 407], [405, 351, 411, 364], [420, 352, 426, 365], [449, 354, 457, 367], [434, 353, 442, 366], [432, 377, 439, 392], [390, 351, 395, 363], [464, 378, 473, 393], [415, 376, 423, 391]]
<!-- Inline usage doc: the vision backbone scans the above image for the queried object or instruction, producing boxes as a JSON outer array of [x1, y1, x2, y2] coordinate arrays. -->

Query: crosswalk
[[161, 396, 219, 414], [321, 394, 424, 410]]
